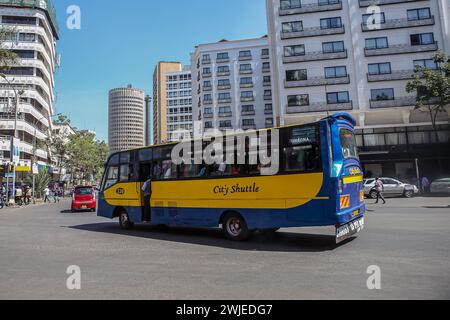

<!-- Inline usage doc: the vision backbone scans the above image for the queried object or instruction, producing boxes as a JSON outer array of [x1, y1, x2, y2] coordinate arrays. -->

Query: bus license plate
[[336, 217, 365, 244]]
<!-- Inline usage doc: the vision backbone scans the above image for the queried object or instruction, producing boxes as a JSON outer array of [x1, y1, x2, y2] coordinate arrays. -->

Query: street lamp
[[0, 73, 24, 202], [31, 113, 62, 204]]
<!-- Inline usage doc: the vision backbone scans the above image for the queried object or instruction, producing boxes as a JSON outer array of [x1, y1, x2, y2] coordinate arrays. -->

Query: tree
[[0, 26, 18, 71], [25, 170, 51, 199], [406, 51, 450, 173], [66, 131, 109, 184], [406, 51, 450, 142]]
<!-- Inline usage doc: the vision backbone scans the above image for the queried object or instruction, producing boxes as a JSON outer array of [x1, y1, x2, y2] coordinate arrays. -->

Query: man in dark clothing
[[142, 176, 152, 223]]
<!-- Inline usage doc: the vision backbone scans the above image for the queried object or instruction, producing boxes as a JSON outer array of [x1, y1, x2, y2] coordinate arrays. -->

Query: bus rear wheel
[[118, 210, 134, 230], [222, 212, 250, 242]]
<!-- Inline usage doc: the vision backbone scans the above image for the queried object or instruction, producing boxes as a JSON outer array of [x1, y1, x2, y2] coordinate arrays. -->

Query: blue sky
[[53, 0, 268, 141]]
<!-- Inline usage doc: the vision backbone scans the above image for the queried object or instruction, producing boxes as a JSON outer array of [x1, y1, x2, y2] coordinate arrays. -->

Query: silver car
[[363, 178, 419, 199], [430, 178, 450, 194]]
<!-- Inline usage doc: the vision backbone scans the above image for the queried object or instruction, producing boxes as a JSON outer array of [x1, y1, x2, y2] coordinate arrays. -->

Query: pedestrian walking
[[141, 176, 152, 223], [374, 178, 386, 205], [421, 176, 430, 194], [44, 186, 51, 203], [52, 184, 60, 203]]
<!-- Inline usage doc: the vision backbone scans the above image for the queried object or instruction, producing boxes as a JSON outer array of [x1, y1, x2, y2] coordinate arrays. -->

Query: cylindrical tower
[[108, 86, 145, 154]]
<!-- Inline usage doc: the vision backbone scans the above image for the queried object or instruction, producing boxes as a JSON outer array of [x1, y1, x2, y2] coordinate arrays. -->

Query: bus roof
[[108, 113, 356, 158]]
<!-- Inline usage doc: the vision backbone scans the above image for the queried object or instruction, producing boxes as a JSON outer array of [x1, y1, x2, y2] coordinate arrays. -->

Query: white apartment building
[[165, 66, 193, 141], [0, 0, 59, 168], [108, 86, 146, 154], [267, 0, 450, 178], [191, 37, 274, 135]]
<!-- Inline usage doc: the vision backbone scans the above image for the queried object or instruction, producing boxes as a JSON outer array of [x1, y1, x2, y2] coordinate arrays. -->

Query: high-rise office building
[[108, 85, 145, 154], [0, 0, 59, 167], [165, 66, 193, 142], [267, 0, 450, 177], [191, 37, 274, 135], [153, 61, 183, 144]]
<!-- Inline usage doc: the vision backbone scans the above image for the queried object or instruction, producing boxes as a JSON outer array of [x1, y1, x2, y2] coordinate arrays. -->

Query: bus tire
[[222, 212, 250, 242], [118, 209, 134, 230]]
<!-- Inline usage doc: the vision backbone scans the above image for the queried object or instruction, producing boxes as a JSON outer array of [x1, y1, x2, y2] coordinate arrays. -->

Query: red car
[[71, 186, 96, 212]]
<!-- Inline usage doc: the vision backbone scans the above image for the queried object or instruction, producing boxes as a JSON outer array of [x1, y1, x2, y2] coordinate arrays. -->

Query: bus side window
[[104, 165, 119, 189], [119, 163, 134, 182]]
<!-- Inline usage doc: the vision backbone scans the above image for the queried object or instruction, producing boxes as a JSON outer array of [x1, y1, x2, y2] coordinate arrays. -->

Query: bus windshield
[[340, 129, 358, 159]]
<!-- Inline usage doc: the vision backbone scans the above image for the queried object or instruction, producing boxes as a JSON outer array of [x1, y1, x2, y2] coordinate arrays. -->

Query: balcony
[[262, 66, 271, 73], [203, 86, 212, 92], [241, 96, 255, 102], [287, 101, 353, 114], [285, 75, 350, 88], [202, 59, 211, 65], [264, 95, 272, 101], [218, 84, 231, 90], [283, 50, 347, 63], [240, 83, 254, 89], [216, 57, 230, 63], [203, 99, 213, 105], [362, 16, 435, 32], [202, 72, 212, 78], [264, 109, 273, 115], [239, 55, 252, 62], [365, 42, 438, 56], [367, 70, 416, 82], [359, 0, 427, 7], [217, 70, 230, 77], [242, 110, 256, 116], [219, 124, 233, 130], [219, 112, 233, 118], [281, 25, 345, 40], [369, 96, 416, 109], [261, 53, 270, 60], [279, 1, 342, 16], [218, 98, 232, 104], [243, 125, 257, 130], [203, 113, 213, 119], [240, 69, 253, 75], [263, 81, 272, 87]]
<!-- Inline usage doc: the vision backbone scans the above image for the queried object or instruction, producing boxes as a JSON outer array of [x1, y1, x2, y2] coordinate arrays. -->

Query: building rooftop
[[0, 0, 59, 38]]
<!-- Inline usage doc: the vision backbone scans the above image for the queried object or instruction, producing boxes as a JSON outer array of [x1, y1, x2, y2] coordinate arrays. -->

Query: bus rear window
[[340, 129, 358, 159]]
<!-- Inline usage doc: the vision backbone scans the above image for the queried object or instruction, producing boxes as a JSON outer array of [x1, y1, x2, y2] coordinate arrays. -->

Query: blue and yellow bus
[[98, 113, 365, 243]]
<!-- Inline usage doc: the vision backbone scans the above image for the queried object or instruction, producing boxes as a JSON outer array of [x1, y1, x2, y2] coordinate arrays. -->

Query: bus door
[[137, 148, 153, 220]]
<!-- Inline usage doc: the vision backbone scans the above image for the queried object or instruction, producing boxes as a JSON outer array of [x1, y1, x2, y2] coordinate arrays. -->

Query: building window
[[219, 93, 231, 100], [204, 121, 213, 129], [362, 12, 385, 25], [410, 33, 434, 46], [242, 105, 255, 113], [265, 104, 273, 112], [217, 52, 229, 60], [263, 62, 270, 70], [240, 64, 252, 72], [365, 37, 388, 49], [241, 91, 254, 98], [320, 17, 342, 29], [219, 120, 232, 128], [371, 88, 395, 101], [218, 66, 230, 73], [263, 76, 271, 84], [264, 90, 272, 98], [243, 119, 255, 126], [2, 15, 37, 25], [413, 59, 438, 70], [322, 41, 344, 53], [284, 44, 305, 57], [203, 80, 212, 88], [286, 69, 307, 81], [327, 91, 350, 104], [240, 77, 253, 85], [203, 67, 211, 75], [204, 108, 213, 114], [262, 48, 270, 56], [288, 94, 309, 107], [407, 8, 431, 21], [282, 21, 303, 33], [324, 66, 347, 78], [239, 50, 252, 58], [280, 0, 301, 10], [218, 79, 230, 86], [204, 94, 212, 101], [219, 106, 232, 114], [368, 62, 391, 75]]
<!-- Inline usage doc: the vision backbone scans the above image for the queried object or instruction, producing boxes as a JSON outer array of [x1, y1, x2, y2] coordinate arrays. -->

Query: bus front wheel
[[118, 210, 134, 230], [222, 212, 250, 242]]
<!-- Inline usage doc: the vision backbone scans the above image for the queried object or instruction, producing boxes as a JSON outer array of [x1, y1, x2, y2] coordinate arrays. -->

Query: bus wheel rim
[[227, 218, 242, 236], [120, 213, 128, 224]]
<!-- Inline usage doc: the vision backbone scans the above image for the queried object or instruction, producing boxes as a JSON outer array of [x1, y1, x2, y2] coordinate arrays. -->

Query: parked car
[[363, 178, 419, 199], [430, 178, 450, 194], [71, 186, 96, 212]]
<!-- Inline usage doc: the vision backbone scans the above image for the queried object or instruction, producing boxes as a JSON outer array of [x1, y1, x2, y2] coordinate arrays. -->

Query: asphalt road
[[0, 197, 449, 300]]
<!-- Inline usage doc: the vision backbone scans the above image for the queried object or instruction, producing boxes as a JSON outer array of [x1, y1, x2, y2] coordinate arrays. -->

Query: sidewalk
[[1, 198, 70, 211]]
